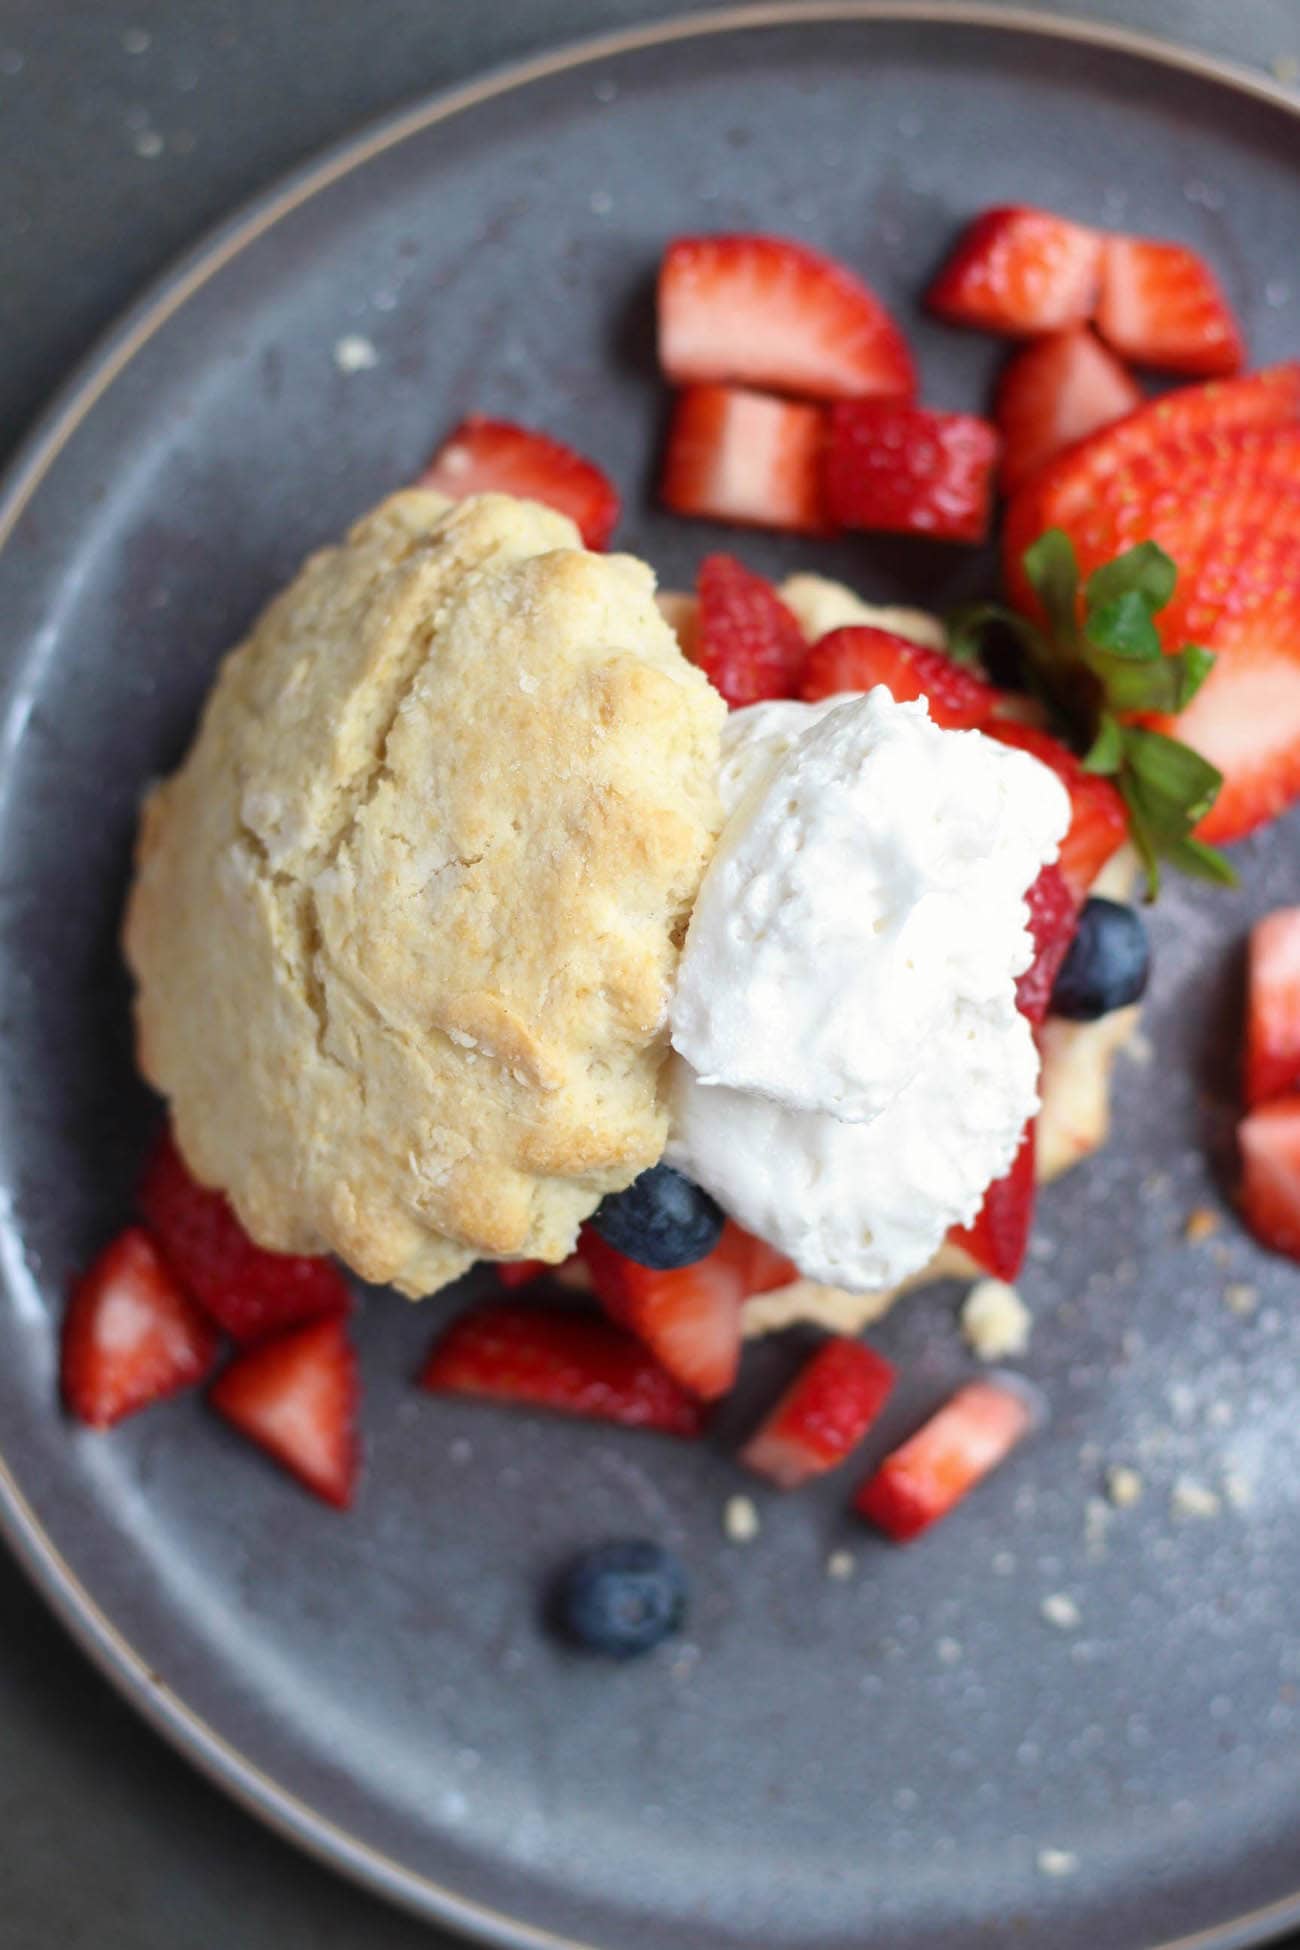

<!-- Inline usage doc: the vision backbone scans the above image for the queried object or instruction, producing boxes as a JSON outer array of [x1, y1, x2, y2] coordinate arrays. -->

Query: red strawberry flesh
[[1245, 909, 1300, 1109], [419, 415, 620, 550], [1016, 863, 1081, 1027], [855, 1378, 1036, 1541], [694, 553, 809, 709], [1239, 1099, 1300, 1260], [985, 721, 1128, 902], [62, 1227, 220, 1429], [948, 1117, 1037, 1282], [800, 624, 997, 729], [926, 206, 1102, 336], [660, 383, 828, 534], [994, 327, 1142, 493], [578, 1229, 743, 1400], [209, 1316, 359, 1509], [420, 1302, 705, 1437], [823, 399, 999, 544], [741, 1336, 896, 1489], [1095, 237, 1244, 378]]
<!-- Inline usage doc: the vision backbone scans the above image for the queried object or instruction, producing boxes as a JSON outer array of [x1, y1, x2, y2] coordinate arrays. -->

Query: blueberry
[[589, 1162, 724, 1269], [552, 1540, 688, 1659], [1050, 898, 1150, 1021]]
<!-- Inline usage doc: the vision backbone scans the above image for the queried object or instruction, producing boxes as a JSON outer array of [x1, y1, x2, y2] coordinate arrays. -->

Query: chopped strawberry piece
[[139, 1131, 351, 1343], [1239, 1098, 1300, 1259], [1096, 237, 1244, 378], [578, 1229, 744, 1399], [694, 553, 809, 709], [658, 234, 916, 401], [714, 1221, 798, 1296], [209, 1317, 359, 1509], [949, 1118, 1037, 1281], [660, 384, 828, 534], [496, 1260, 547, 1288], [1016, 863, 1081, 1027], [800, 624, 997, 729], [418, 416, 620, 549], [741, 1337, 896, 1489], [855, 1378, 1036, 1541], [994, 327, 1142, 492], [419, 1302, 705, 1437], [985, 721, 1128, 902], [823, 399, 999, 544], [926, 207, 1103, 336], [1003, 363, 1300, 613], [62, 1228, 220, 1430], [1245, 909, 1300, 1109]]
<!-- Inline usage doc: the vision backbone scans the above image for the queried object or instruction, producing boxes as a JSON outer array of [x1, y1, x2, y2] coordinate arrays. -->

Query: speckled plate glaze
[[0, 8, 1298, 1948]]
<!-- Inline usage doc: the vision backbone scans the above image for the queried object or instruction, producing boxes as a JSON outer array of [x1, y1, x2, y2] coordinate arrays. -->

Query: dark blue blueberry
[[589, 1162, 724, 1269], [552, 1540, 688, 1660], [1050, 897, 1151, 1021]]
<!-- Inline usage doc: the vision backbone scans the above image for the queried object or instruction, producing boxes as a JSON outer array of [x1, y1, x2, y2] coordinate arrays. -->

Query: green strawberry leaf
[[1081, 713, 1124, 775], [1085, 541, 1177, 617], [1084, 589, 1164, 662], [1023, 529, 1081, 647]]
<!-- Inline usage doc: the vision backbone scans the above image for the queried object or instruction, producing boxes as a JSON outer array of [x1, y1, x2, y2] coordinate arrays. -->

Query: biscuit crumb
[[1037, 1847, 1078, 1877], [1040, 1592, 1081, 1631], [723, 1494, 760, 1543], [1183, 1207, 1220, 1244], [1106, 1464, 1143, 1508], [1171, 1476, 1221, 1520], [961, 1278, 1031, 1360], [1222, 1471, 1253, 1510], [333, 334, 379, 373], [936, 1636, 963, 1665], [825, 1548, 856, 1581], [1224, 1282, 1258, 1316]]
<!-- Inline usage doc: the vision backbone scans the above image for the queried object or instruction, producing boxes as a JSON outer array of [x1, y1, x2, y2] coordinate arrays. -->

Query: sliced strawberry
[[927, 207, 1102, 336], [1240, 1098, 1300, 1258], [660, 384, 828, 534], [1163, 519, 1300, 648], [741, 1337, 896, 1489], [578, 1228, 743, 1400], [854, 1378, 1036, 1541], [985, 721, 1128, 901], [800, 624, 997, 729], [419, 1302, 705, 1437], [994, 327, 1142, 492], [496, 1260, 547, 1288], [948, 1117, 1037, 1281], [658, 234, 915, 401], [418, 416, 620, 549], [62, 1228, 220, 1430], [1003, 364, 1300, 611], [1245, 909, 1300, 1109], [694, 553, 809, 709], [714, 1221, 798, 1297], [823, 400, 999, 544], [1095, 237, 1244, 378], [209, 1317, 359, 1509], [1153, 579, 1300, 842], [1016, 863, 1081, 1027], [139, 1131, 351, 1344]]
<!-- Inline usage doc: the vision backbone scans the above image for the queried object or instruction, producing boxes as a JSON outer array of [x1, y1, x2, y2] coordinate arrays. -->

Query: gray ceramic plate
[[1, 7, 1299, 1948]]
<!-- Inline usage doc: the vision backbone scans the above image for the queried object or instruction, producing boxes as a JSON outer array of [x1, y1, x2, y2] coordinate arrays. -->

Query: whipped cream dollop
[[666, 689, 1071, 1291]]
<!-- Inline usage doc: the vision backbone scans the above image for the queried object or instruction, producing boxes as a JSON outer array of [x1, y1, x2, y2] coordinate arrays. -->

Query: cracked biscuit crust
[[125, 490, 726, 1296]]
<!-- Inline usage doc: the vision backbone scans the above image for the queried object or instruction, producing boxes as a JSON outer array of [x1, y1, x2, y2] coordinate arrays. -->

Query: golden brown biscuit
[[125, 490, 725, 1296]]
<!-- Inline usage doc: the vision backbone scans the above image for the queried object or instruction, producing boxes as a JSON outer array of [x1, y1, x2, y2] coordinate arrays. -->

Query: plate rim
[[1, 7, 1299, 1947]]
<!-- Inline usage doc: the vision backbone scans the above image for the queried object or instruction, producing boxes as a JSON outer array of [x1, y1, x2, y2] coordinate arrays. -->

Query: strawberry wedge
[[1239, 1099, 1300, 1260], [823, 400, 999, 544], [420, 1303, 705, 1437], [1095, 237, 1244, 378], [927, 207, 1103, 336], [800, 625, 997, 729], [659, 234, 915, 401], [741, 1337, 896, 1489], [994, 327, 1142, 493], [1015, 863, 1081, 1027], [855, 1378, 1038, 1541], [419, 416, 620, 550], [694, 553, 809, 709], [63, 1228, 220, 1429], [210, 1317, 360, 1509], [949, 1118, 1037, 1282], [1245, 909, 1300, 1108], [139, 1130, 351, 1343], [660, 384, 828, 534], [579, 1230, 744, 1400]]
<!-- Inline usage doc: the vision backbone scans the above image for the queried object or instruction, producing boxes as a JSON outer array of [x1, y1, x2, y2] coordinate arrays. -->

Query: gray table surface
[[1, 2, 1297, 1946]]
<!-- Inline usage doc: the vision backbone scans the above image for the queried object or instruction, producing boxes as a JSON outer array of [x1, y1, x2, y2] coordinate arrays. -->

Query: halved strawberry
[[419, 1302, 705, 1437], [658, 234, 916, 401], [948, 1118, 1037, 1282], [578, 1228, 744, 1399], [1003, 364, 1300, 612], [1245, 909, 1300, 1109], [694, 553, 809, 709], [800, 624, 997, 729], [741, 1337, 896, 1489], [209, 1316, 359, 1509], [1016, 863, 1081, 1027], [139, 1131, 351, 1344], [994, 327, 1142, 493], [418, 416, 620, 549], [1095, 237, 1244, 377], [1239, 1098, 1300, 1259], [62, 1228, 220, 1429], [854, 1377, 1037, 1541], [926, 207, 1103, 336], [660, 384, 828, 533], [823, 400, 999, 544], [1153, 579, 1300, 842], [984, 721, 1128, 901]]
